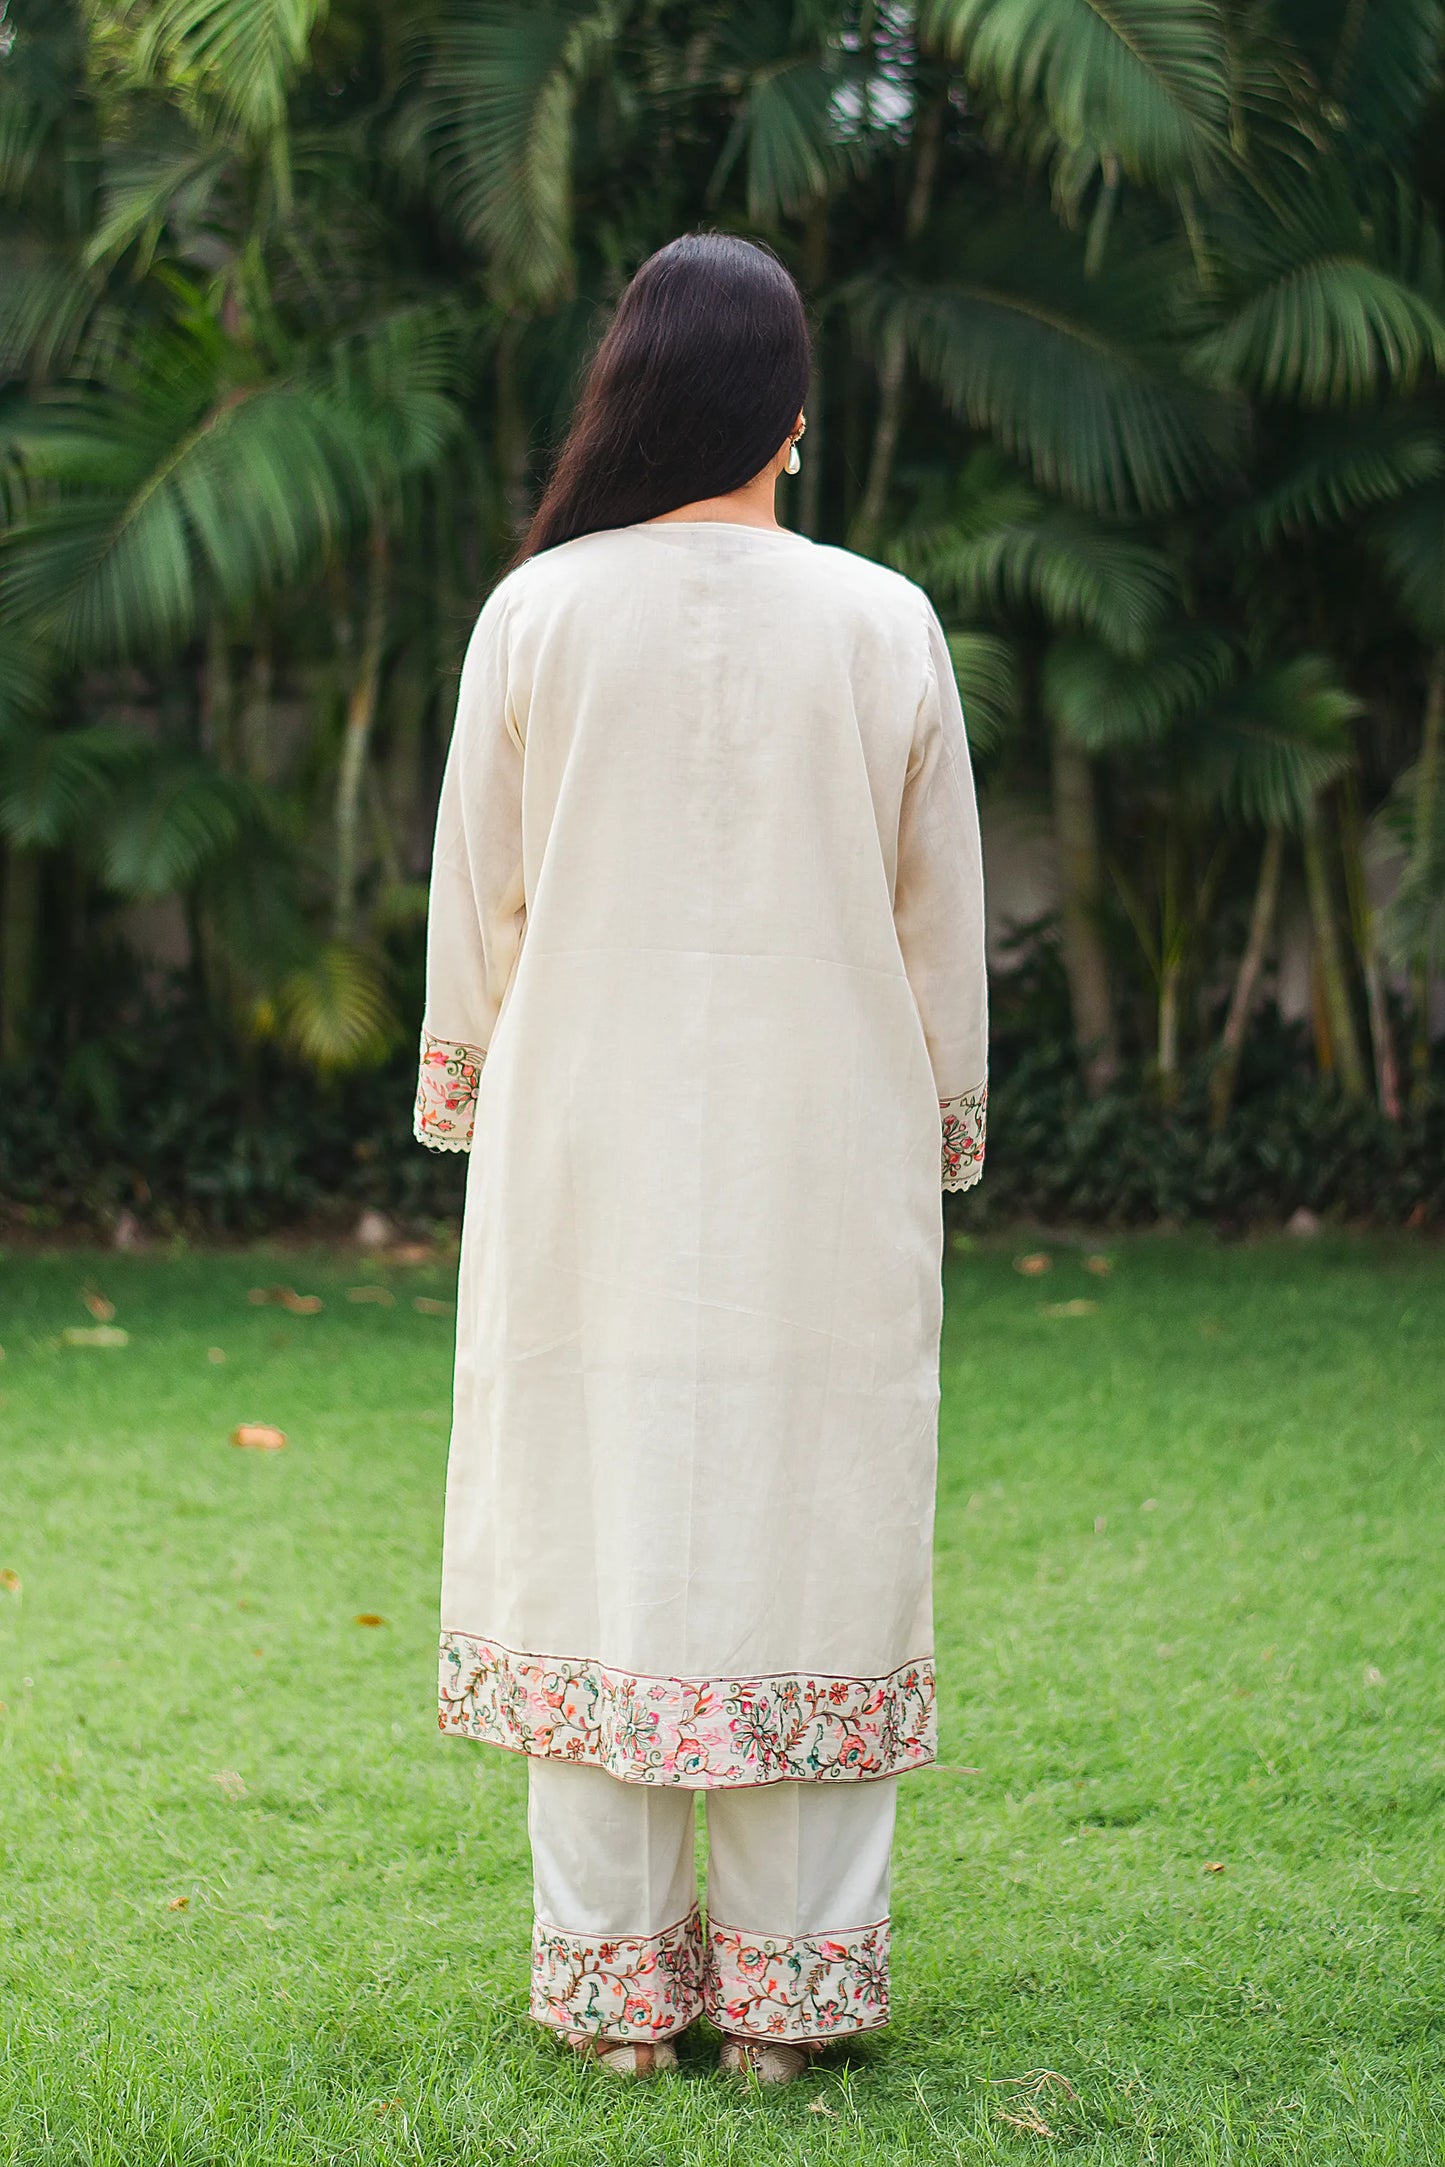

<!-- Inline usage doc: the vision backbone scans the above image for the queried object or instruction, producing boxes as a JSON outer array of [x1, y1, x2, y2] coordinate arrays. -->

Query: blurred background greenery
[[1, 0, 1443, 1233]]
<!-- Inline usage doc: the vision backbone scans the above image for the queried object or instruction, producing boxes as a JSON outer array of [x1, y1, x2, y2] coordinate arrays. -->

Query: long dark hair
[[517, 233, 810, 562]]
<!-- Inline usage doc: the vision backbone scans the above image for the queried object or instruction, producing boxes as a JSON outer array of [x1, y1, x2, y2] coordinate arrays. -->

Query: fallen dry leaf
[[996, 2070, 1077, 2101], [995, 2108, 1057, 2138], [83, 1290, 116, 1321], [412, 1296, 452, 1315], [1141, 1497, 1160, 1512], [1040, 1298, 1097, 1318], [1013, 1252, 1051, 1276], [230, 1424, 286, 1452], [1204, 1861, 1226, 1874], [281, 1291, 323, 1315], [211, 1769, 247, 1800], [168, 1895, 189, 1911], [391, 1241, 432, 1265], [1083, 1254, 1113, 1277], [1, 1569, 20, 1594], [207, 1347, 226, 1364], [248, 1286, 288, 1306], [347, 1286, 396, 1306], [354, 1613, 387, 1628], [62, 1325, 129, 1348], [1094, 1514, 1107, 1534], [806, 2099, 839, 2117]]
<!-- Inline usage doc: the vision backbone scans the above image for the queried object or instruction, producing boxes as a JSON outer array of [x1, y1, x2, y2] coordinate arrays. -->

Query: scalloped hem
[[413, 1029, 484, 1152]]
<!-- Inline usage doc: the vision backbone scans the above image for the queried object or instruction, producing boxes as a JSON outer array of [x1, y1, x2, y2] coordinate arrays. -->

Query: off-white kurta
[[415, 520, 987, 1788]]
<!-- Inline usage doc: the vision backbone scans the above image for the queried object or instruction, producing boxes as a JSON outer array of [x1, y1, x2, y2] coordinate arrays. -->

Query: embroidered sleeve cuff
[[413, 1029, 485, 1152], [941, 1077, 986, 1191]]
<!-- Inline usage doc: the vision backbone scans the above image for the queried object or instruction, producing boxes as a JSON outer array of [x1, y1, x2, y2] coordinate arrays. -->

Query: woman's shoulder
[[801, 539, 933, 622]]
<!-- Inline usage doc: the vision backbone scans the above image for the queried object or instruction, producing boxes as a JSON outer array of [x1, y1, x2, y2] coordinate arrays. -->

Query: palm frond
[[921, 0, 1231, 186], [1369, 481, 1445, 642], [1194, 173, 1445, 408], [1, 305, 466, 662], [1377, 755, 1445, 961], [1042, 625, 1236, 749], [945, 630, 1019, 750], [1245, 412, 1445, 543], [1274, 0, 1444, 150], [129, 0, 329, 141], [866, 220, 1239, 515], [0, 723, 144, 848], [1185, 656, 1357, 825], [272, 940, 397, 1071], [889, 453, 1178, 653], [94, 751, 267, 894], [395, 0, 617, 306]]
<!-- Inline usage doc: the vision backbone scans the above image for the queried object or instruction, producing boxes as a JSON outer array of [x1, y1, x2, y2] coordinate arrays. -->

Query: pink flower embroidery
[[438, 1632, 936, 1786], [940, 1078, 987, 1191]]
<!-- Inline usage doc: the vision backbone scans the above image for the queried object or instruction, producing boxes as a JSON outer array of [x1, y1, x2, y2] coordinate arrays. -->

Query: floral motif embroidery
[[941, 1077, 987, 1191], [438, 1633, 936, 1786], [413, 1029, 484, 1152], [703, 1917, 890, 2041], [531, 1906, 703, 2041]]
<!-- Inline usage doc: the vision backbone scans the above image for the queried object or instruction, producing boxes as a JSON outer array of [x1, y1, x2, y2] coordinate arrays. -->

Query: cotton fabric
[[416, 519, 987, 1790], [527, 1759, 897, 2042]]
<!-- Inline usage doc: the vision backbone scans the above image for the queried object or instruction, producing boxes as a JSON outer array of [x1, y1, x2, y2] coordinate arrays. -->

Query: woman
[[415, 233, 987, 2082]]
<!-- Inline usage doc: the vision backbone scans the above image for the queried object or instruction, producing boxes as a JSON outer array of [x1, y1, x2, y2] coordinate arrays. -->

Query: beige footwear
[[563, 2033, 679, 2077], [718, 2034, 823, 2085]]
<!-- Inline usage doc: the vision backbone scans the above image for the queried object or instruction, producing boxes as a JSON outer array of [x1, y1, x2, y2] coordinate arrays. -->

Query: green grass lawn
[[2, 1235, 1442, 2164]]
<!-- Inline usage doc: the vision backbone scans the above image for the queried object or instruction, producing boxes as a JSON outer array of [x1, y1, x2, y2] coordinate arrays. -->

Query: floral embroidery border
[[703, 1916, 890, 2041], [413, 1029, 484, 1152], [941, 1076, 987, 1192], [531, 1905, 703, 2041], [438, 1633, 936, 1786]]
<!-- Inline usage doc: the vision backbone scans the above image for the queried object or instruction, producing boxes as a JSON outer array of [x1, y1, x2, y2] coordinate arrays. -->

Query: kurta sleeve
[[413, 591, 526, 1153], [895, 599, 989, 1192]]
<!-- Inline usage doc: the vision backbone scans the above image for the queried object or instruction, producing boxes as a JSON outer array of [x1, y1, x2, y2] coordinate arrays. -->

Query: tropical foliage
[[1, 0, 1442, 1204]]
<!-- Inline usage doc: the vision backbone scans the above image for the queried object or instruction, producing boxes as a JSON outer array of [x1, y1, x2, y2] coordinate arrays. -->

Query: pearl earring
[[785, 417, 805, 476]]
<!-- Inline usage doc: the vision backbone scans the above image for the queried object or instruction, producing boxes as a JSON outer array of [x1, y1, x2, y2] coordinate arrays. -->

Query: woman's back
[[413, 229, 988, 2075], [502, 521, 931, 987]]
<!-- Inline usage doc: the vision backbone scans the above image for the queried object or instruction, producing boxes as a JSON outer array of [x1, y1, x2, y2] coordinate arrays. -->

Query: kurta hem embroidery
[[439, 1631, 937, 1786], [530, 1905, 704, 2040], [703, 1916, 890, 2040], [941, 1077, 987, 1191], [413, 1030, 484, 1151]]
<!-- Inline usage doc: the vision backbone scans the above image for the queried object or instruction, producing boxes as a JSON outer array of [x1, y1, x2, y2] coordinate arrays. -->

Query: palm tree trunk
[[847, 94, 944, 559], [797, 195, 828, 540], [1338, 783, 1401, 1121], [1302, 798, 1368, 1100], [1157, 956, 1181, 1105], [496, 321, 532, 546], [1209, 825, 1282, 1131], [1410, 647, 1444, 1107], [334, 524, 389, 943], [1084, 153, 1121, 278], [1156, 821, 1182, 1106], [1, 843, 38, 1065], [848, 322, 906, 558], [1051, 729, 1118, 1095]]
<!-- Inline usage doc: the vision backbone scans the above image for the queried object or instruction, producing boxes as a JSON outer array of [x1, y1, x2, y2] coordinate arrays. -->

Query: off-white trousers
[[527, 1759, 897, 2044]]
